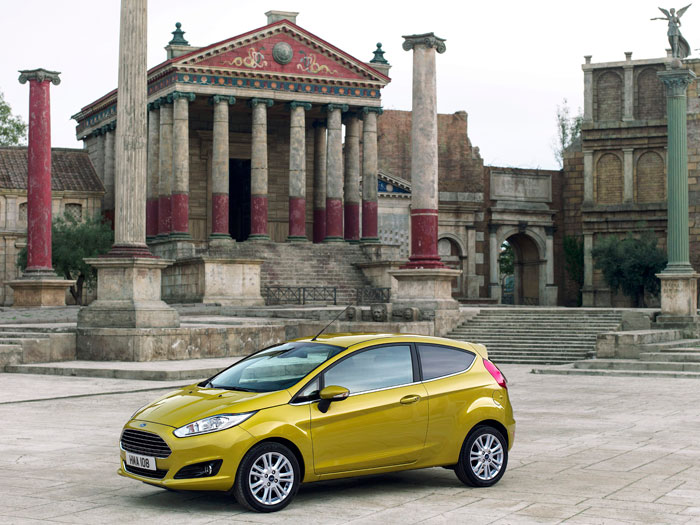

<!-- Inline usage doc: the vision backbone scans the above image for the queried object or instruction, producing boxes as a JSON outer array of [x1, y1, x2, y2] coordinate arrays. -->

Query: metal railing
[[356, 287, 391, 305], [263, 286, 337, 306]]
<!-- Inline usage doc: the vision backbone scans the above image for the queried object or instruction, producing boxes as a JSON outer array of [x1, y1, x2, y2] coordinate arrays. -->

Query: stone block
[[8, 278, 75, 307], [658, 272, 699, 316], [620, 311, 651, 331], [48, 333, 76, 361], [20, 339, 51, 363]]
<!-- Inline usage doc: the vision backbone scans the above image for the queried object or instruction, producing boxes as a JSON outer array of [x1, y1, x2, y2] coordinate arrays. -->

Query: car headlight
[[173, 412, 255, 438]]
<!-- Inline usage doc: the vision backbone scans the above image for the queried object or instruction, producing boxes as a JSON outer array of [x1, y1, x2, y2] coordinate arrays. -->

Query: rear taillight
[[483, 359, 507, 390]]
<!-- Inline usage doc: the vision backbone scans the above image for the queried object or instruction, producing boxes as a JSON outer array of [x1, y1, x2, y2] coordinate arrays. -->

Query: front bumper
[[118, 419, 256, 491]]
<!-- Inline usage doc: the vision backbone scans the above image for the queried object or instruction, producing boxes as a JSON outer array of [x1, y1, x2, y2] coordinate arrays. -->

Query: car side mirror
[[317, 385, 349, 413]]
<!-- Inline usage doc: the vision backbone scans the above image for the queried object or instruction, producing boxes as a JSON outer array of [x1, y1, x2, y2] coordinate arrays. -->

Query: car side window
[[323, 344, 413, 394], [418, 344, 476, 380], [295, 377, 320, 402]]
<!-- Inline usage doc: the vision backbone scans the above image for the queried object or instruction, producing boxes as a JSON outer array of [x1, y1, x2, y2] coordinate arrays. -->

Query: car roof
[[292, 332, 488, 357]]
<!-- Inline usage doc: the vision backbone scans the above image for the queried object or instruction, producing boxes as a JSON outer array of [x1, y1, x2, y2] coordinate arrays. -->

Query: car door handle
[[400, 395, 421, 405]]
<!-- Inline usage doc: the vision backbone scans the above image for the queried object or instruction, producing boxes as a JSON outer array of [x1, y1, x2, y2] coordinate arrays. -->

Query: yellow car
[[119, 333, 515, 512]]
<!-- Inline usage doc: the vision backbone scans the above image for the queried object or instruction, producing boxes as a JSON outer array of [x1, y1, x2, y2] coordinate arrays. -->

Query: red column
[[19, 69, 60, 273], [403, 208, 444, 268], [146, 199, 159, 238], [313, 209, 326, 243], [158, 195, 171, 237], [344, 203, 360, 241], [362, 200, 378, 240], [211, 194, 229, 236], [325, 198, 343, 239]]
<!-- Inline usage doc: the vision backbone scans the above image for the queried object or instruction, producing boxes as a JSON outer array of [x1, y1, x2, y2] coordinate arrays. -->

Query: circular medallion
[[272, 42, 293, 65]]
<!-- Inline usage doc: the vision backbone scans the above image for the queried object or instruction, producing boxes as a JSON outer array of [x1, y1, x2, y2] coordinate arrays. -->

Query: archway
[[438, 236, 463, 297], [506, 232, 541, 305]]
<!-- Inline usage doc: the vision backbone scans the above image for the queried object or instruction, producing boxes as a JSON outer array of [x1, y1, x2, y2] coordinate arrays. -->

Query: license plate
[[125, 452, 157, 471]]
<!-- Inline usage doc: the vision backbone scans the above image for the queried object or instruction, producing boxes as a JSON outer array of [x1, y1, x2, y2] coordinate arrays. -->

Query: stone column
[[544, 225, 558, 306], [158, 98, 173, 238], [10, 68, 73, 306], [312, 120, 327, 243], [102, 123, 116, 224], [582, 232, 595, 307], [657, 67, 699, 319], [583, 150, 593, 203], [465, 225, 479, 298], [288, 101, 311, 242], [77, 0, 178, 331], [324, 103, 347, 241], [210, 95, 235, 241], [583, 56, 593, 122], [93, 129, 105, 185], [488, 224, 501, 301], [361, 107, 381, 243], [146, 100, 160, 241], [623, 52, 634, 121], [250, 98, 273, 240], [623, 148, 634, 203], [171, 91, 195, 239], [343, 112, 361, 243], [402, 33, 445, 268]]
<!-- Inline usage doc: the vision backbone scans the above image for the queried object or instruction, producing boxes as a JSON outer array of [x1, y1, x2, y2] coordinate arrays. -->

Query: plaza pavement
[[0, 364, 699, 524]]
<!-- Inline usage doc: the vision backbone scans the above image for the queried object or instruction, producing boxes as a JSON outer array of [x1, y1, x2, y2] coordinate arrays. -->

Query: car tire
[[455, 425, 508, 487], [233, 442, 301, 513]]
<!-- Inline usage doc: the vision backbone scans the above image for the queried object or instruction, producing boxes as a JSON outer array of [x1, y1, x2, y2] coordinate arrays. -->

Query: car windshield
[[205, 342, 344, 393]]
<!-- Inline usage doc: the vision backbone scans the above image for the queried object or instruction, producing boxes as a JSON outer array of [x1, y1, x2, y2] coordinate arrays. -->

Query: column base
[[8, 277, 75, 307], [78, 257, 179, 329], [488, 283, 502, 303], [657, 271, 699, 317], [247, 234, 270, 242], [169, 232, 192, 240], [389, 268, 461, 312], [208, 236, 235, 251], [323, 236, 345, 243], [543, 285, 558, 306], [286, 236, 309, 243], [360, 237, 380, 244]]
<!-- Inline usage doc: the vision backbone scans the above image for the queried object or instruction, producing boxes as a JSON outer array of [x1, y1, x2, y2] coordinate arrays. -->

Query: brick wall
[[377, 109, 484, 192], [594, 70, 623, 121], [595, 153, 623, 204], [562, 149, 584, 306]]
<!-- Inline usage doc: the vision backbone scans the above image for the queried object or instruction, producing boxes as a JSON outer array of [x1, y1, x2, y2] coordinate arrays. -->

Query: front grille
[[124, 463, 168, 479], [120, 429, 171, 458]]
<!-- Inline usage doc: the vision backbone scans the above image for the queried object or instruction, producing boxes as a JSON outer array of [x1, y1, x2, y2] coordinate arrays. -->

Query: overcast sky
[[1, 0, 694, 170]]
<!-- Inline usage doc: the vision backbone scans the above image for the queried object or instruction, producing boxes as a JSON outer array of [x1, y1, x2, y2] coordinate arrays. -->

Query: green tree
[[563, 235, 584, 305], [499, 241, 514, 277], [552, 98, 582, 168], [591, 232, 666, 307], [18, 214, 113, 304], [0, 90, 27, 146]]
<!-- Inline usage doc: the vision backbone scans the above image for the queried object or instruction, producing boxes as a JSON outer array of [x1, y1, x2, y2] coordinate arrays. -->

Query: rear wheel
[[233, 442, 300, 512], [455, 425, 508, 487]]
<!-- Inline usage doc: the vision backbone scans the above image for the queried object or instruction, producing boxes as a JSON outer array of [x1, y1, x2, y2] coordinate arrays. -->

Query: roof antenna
[[311, 305, 351, 341]]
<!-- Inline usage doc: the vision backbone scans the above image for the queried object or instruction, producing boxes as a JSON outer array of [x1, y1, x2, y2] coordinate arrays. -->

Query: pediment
[[174, 21, 389, 86], [378, 170, 411, 195]]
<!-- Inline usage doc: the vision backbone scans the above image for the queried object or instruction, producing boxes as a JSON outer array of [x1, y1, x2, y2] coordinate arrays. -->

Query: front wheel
[[233, 442, 300, 512], [455, 425, 508, 487]]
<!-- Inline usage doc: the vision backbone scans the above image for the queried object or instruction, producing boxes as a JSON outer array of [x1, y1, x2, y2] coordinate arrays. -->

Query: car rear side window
[[418, 344, 476, 380], [323, 344, 413, 394]]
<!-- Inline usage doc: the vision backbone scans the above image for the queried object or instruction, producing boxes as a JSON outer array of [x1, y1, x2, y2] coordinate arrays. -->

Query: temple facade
[[71, 11, 565, 307]]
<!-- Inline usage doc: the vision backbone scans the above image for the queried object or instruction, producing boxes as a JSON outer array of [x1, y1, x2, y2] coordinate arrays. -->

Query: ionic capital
[[324, 103, 349, 113], [18, 68, 61, 85], [209, 95, 236, 106], [171, 91, 196, 102], [147, 99, 161, 111], [402, 33, 446, 54], [362, 106, 384, 116], [249, 98, 274, 108], [289, 101, 312, 111]]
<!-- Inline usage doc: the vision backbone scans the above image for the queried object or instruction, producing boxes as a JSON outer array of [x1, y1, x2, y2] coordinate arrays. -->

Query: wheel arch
[[466, 419, 509, 448], [252, 437, 308, 481]]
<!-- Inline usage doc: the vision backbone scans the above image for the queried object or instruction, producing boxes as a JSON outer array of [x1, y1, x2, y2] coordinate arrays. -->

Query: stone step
[[0, 344, 23, 368], [573, 359, 700, 372], [531, 367, 700, 379], [492, 358, 582, 365], [640, 339, 700, 351], [639, 352, 700, 362], [4, 357, 243, 381], [451, 334, 599, 341]]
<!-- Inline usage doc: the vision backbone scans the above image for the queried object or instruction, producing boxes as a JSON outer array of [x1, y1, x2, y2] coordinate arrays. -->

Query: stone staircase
[[535, 336, 700, 379], [231, 242, 373, 305], [0, 325, 76, 370], [447, 308, 623, 365]]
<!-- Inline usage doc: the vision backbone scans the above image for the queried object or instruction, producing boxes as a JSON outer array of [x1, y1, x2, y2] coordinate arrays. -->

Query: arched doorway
[[506, 232, 541, 305], [438, 236, 463, 298]]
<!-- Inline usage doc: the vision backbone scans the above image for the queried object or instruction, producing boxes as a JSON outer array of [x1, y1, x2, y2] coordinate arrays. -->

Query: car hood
[[132, 384, 292, 429]]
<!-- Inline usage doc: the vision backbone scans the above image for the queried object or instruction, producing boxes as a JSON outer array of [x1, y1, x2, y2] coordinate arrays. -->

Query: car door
[[417, 343, 481, 461], [309, 343, 429, 475]]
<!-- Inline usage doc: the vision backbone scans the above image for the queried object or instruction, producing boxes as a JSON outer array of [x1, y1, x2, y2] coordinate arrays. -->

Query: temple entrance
[[505, 233, 541, 305], [229, 159, 251, 241]]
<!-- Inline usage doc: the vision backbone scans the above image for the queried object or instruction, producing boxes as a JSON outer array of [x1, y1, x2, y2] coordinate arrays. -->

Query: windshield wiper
[[218, 385, 256, 392]]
